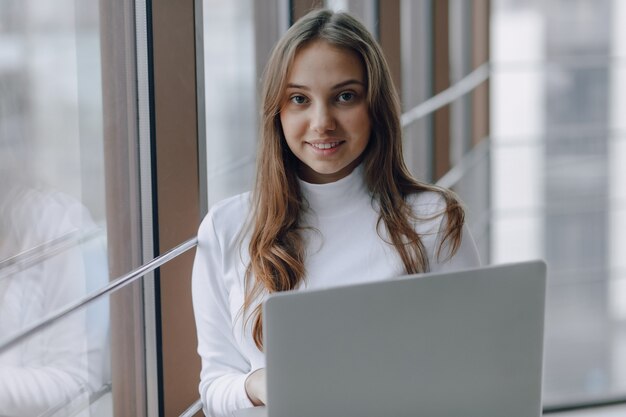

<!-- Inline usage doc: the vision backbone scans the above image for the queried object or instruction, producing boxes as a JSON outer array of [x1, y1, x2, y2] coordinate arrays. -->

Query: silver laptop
[[233, 261, 547, 417]]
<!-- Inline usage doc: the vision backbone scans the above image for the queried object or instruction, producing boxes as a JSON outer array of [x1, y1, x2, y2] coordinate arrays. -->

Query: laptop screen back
[[263, 261, 546, 417]]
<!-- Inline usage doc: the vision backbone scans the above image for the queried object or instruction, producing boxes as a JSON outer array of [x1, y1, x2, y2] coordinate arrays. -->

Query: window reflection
[[0, 0, 111, 414], [0, 147, 110, 416]]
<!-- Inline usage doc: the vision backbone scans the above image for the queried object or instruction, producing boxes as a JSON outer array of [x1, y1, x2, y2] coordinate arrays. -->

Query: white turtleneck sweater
[[191, 166, 481, 417]]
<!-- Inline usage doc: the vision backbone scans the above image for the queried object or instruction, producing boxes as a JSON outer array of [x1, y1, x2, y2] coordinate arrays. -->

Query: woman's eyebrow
[[332, 79, 365, 89], [286, 83, 310, 90], [285, 79, 365, 90]]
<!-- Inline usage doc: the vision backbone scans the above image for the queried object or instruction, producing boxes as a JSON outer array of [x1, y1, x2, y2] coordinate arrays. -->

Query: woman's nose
[[310, 103, 336, 133]]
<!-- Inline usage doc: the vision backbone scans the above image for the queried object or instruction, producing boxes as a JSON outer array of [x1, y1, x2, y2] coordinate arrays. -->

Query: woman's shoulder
[[198, 192, 251, 242], [209, 191, 252, 217], [406, 189, 449, 218]]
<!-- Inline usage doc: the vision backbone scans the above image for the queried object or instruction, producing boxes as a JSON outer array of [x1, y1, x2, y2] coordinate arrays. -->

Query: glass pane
[[0, 0, 111, 359], [492, 0, 626, 406], [1, 0, 148, 414], [0, 0, 107, 305], [203, 0, 257, 206], [0, 293, 111, 417], [543, 279, 626, 405]]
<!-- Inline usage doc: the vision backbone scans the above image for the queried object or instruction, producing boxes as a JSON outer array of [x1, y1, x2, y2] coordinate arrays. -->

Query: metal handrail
[[179, 398, 203, 417], [0, 237, 198, 353], [435, 138, 490, 189], [400, 62, 490, 128], [0, 228, 103, 280]]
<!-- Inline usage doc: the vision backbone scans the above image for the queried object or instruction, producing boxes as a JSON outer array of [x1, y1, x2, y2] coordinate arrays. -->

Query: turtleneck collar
[[298, 164, 371, 218]]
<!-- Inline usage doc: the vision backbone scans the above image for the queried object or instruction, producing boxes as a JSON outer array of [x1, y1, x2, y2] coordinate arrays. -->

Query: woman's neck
[[298, 164, 371, 218]]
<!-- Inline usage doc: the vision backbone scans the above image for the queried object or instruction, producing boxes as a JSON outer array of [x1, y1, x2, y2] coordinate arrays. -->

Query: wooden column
[[291, 0, 323, 22], [151, 0, 202, 415], [100, 0, 147, 414], [378, 0, 402, 96], [432, 0, 451, 180], [472, 0, 490, 146]]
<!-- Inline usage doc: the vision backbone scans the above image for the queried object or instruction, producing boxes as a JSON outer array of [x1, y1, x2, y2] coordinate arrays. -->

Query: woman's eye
[[338, 92, 355, 103], [290, 95, 307, 104]]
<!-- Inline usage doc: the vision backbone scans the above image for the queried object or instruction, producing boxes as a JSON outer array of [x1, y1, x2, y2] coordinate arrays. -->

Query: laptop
[[233, 261, 547, 417]]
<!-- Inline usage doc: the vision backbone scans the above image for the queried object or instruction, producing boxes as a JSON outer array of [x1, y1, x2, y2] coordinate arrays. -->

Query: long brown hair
[[245, 9, 464, 349]]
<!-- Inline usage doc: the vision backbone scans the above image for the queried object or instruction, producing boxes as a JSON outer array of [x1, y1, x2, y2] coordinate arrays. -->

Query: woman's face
[[279, 40, 371, 184]]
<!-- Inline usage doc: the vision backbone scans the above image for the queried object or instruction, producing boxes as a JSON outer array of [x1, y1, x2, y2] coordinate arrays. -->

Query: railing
[[179, 399, 203, 417], [400, 63, 490, 129], [0, 228, 102, 280], [0, 237, 198, 352]]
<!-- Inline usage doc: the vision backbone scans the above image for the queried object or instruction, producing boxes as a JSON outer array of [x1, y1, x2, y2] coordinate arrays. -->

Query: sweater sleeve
[[191, 211, 255, 417]]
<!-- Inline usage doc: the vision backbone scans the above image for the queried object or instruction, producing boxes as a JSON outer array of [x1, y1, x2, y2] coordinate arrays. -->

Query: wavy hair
[[245, 9, 465, 349]]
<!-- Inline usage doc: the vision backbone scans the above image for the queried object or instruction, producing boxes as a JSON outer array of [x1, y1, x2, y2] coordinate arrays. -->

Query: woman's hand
[[245, 368, 267, 406]]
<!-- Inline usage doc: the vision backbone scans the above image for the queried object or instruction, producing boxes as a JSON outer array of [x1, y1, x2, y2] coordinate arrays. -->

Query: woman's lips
[[308, 141, 342, 150]]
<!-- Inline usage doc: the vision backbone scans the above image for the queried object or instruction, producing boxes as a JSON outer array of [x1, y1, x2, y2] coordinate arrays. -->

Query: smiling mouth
[[308, 141, 342, 150]]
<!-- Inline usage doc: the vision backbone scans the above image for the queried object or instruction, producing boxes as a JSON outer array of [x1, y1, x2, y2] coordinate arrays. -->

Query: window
[[491, 0, 626, 407], [0, 0, 115, 413]]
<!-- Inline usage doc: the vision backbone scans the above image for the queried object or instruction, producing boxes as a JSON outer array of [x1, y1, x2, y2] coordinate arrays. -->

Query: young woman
[[192, 9, 480, 417]]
